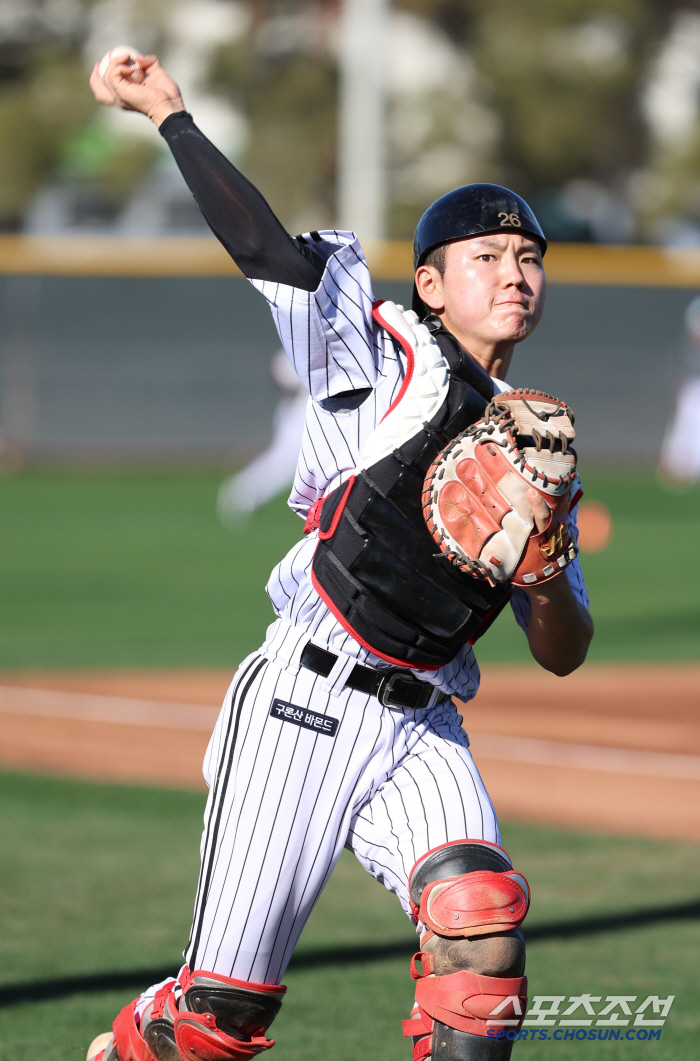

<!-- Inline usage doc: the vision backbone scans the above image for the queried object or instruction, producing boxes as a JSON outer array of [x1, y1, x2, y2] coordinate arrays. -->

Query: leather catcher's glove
[[422, 389, 578, 587]]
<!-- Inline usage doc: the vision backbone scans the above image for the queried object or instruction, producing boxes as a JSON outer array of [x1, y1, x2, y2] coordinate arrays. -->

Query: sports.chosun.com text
[[485, 994, 674, 1043]]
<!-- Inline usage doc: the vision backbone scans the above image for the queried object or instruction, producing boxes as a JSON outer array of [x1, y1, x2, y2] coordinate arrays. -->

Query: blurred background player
[[217, 350, 308, 526], [658, 294, 700, 486]]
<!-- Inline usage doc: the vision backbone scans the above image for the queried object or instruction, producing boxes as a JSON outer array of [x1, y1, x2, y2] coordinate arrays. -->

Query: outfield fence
[[0, 239, 695, 465]]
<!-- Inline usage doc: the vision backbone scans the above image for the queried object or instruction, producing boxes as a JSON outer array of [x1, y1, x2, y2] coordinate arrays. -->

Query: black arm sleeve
[[159, 111, 325, 291]]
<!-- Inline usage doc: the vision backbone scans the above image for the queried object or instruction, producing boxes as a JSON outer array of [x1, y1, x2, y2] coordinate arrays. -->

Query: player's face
[[417, 232, 546, 353]]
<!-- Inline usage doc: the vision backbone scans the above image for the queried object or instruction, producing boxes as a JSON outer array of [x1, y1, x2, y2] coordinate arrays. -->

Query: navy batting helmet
[[411, 183, 546, 317]]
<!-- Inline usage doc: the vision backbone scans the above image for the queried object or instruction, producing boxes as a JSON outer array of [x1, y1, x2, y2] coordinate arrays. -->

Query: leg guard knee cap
[[175, 967, 286, 1061], [409, 840, 530, 938], [404, 841, 530, 1061]]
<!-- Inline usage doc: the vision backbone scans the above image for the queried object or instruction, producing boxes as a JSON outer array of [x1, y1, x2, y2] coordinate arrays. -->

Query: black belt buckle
[[377, 670, 432, 710]]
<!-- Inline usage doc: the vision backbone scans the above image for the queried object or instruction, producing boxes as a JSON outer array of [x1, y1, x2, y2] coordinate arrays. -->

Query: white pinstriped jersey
[[252, 230, 589, 701]]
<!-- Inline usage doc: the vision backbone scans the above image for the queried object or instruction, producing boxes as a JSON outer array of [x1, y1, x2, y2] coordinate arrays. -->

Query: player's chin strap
[[98, 966, 287, 1061], [403, 840, 529, 1061]]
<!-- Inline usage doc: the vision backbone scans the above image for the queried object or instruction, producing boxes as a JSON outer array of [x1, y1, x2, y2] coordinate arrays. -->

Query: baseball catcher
[[85, 50, 593, 1061]]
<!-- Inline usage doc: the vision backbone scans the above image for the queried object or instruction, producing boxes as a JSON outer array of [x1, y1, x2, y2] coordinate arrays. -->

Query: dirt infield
[[1, 663, 698, 841]]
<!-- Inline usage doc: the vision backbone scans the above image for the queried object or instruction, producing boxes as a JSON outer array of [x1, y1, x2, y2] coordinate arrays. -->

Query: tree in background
[[0, 0, 169, 230], [206, 1, 338, 235], [463, 0, 659, 241], [395, 0, 683, 241], [0, 1, 92, 229], [205, 0, 498, 237], [384, 4, 500, 239], [205, 0, 693, 242], [637, 7, 700, 244], [3, 0, 700, 242]]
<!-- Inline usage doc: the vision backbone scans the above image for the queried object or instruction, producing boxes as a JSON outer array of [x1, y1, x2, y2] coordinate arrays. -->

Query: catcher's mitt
[[422, 389, 578, 587]]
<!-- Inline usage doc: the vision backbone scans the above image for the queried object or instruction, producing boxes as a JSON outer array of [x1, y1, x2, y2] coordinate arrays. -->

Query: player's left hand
[[525, 486, 571, 579], [526, 487, 552, 534], [527, 487, 570, 533], [521, 486, 591, 673]]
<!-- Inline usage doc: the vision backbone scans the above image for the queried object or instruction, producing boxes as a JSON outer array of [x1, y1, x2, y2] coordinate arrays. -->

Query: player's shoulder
[[295, 229, 366, 269], [293, 230, 376, 306]]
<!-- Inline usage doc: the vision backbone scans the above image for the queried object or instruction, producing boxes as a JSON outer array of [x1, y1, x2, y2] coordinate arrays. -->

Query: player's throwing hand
[[89, 53, 185, 127]]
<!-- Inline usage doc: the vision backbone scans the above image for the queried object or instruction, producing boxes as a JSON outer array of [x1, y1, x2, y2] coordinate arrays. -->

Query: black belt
[[300, 642, 439, 710]]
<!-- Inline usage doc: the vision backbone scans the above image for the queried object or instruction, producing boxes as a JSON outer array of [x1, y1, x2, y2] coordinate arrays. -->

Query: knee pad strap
[[432, 1024, 518, 1061], [108, 981, 180, 1061], [407, 1022, 515, 1061], [141, 983, 180, 1061], [414, 967, 527, 1037], [112, 998, 163, 1061], [403, 957, 527, 1040]]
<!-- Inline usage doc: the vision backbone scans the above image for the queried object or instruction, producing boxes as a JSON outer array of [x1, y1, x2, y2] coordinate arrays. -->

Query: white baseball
[[98, 46, 139, 80]]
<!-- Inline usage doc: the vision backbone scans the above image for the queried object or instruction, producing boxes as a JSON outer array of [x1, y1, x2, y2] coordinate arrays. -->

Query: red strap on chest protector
[[303, 496, 324, 535]]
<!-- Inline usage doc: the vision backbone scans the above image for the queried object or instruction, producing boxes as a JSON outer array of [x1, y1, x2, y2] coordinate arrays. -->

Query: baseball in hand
[[98, 45, 140, 80]]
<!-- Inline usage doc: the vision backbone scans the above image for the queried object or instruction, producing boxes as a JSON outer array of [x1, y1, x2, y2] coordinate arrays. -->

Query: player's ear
[[414, 264, 445, 311]]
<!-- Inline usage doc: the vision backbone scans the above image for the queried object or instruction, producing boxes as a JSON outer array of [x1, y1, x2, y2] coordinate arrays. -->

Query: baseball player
[[87, 52, 593, 1061], [658, 295, 700, 485], [217, 350, 309, 526]]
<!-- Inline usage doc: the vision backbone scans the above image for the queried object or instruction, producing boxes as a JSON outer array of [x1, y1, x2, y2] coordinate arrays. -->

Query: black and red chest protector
[[309, 304, 513, 670]]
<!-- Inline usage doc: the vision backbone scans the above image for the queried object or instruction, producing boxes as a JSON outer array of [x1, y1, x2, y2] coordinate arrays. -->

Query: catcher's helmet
[[411, 183, 546, 317]]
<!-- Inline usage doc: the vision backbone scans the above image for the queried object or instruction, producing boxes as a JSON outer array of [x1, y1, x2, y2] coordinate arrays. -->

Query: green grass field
[[0, 771, 698, 1061], [0, 468, 698, 668], [1, 470, 699, 1061]]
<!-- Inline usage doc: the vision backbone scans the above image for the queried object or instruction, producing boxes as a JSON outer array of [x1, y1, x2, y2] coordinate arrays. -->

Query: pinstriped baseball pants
[[182, 648, 500, 985]]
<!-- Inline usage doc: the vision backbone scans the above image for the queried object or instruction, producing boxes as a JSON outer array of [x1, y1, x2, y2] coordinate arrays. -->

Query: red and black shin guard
[[403, 840, 530, 1061], [174, 966, 286, 1061], [404, 952, 527, 1061], [99, 967, 286, 1061]]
